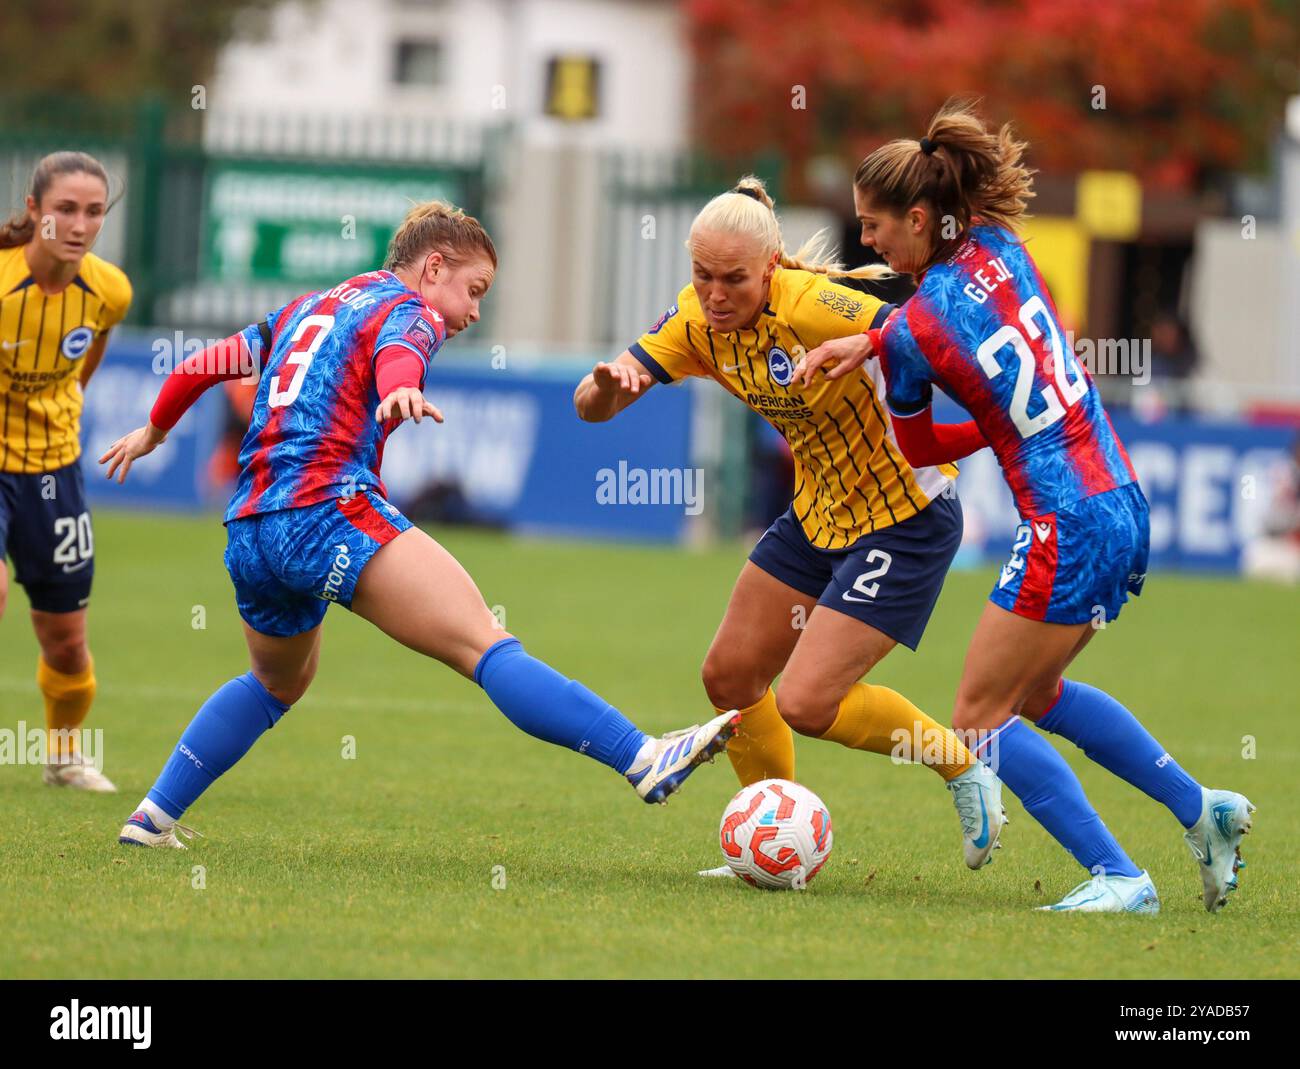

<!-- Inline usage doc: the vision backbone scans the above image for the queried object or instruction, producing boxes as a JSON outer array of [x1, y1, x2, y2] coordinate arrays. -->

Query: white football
[[718, 778, 833, 890]]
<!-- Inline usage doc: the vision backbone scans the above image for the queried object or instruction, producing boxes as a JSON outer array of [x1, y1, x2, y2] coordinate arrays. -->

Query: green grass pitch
[[1, 510, 1297, 978]]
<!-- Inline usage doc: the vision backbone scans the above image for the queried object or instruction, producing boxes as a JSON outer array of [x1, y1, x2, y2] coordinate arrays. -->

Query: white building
[[199, 0, 705, 347], [213, 0, 690, 151]]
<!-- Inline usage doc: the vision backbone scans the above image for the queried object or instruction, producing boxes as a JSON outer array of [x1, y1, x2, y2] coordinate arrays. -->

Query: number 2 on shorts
[[846, 549, 893, 601]]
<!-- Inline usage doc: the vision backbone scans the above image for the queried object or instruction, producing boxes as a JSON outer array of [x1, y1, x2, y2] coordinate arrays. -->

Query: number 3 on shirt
[[976, 295, 1087, 439], [268, 314, 334, 409]]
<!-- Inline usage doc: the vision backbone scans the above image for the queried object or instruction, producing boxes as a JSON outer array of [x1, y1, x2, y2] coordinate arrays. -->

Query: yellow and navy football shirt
[[0, 246, 132, 473], [629, 267, 956, 549]]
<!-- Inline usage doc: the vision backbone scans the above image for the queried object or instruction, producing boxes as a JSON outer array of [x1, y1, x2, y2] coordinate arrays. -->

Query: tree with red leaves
[[686, 0, 1299, 192]]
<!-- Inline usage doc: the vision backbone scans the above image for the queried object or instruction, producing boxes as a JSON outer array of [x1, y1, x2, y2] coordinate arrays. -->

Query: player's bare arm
[[794, 331, 874, 387], [98, 332, 255, 483], [98, 421, 166, 483], [574, 350, 654, 421], [375, 385, 444, 424]]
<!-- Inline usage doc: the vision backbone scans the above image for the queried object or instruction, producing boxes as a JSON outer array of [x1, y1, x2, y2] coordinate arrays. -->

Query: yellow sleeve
[[789, 274, 890, 353], [93, 260, 133, 333], [627, 285, 705, 383]]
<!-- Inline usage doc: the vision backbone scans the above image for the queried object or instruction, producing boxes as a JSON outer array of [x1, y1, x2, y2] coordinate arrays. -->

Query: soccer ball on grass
[[718, 778, 832, 890]]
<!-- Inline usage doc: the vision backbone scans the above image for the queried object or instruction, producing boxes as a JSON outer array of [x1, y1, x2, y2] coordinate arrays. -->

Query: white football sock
[[631, 736, 656, 768], [138, 797, 175, 829]]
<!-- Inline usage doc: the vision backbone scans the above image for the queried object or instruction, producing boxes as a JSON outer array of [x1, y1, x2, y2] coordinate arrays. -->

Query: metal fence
[[0, 93, 781, 539], [596, 147, 783, 349]]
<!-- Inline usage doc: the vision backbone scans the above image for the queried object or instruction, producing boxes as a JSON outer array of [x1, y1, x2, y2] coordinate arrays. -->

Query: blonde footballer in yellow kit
[[0, 151, 132, 791], [575, 176, 1006, 875]]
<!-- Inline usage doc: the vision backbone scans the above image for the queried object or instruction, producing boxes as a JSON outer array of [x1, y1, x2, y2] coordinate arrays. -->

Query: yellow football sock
[[38, 655, 96, 760], [818, 681, 975, 781], [717, 687, 795, 786]]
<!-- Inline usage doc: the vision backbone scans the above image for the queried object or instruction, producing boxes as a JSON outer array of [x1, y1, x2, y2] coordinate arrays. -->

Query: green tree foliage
[[0, 0, 283, 102]]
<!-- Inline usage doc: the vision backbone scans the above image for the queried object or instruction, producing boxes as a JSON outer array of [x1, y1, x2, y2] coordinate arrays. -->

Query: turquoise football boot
[[1183, 788, 1256, 913], [1038, 870, 1160, 913]]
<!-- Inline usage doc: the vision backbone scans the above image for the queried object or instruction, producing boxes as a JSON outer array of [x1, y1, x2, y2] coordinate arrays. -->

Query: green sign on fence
[[203, 162, 469, 284]]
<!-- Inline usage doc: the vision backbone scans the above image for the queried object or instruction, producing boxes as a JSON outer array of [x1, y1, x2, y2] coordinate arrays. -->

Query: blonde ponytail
[[688, 174, 891, 282]]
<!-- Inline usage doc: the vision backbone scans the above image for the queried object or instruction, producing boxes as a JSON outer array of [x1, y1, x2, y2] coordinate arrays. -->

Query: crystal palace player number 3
[[101, 201, 741, 850]]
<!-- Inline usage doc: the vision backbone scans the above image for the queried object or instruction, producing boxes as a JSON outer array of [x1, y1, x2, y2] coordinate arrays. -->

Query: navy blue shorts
[[748, 492, 963, 650], [0, 462, 94, 613], [224, 491, 414, 638], [989, 482, 1149, 625]]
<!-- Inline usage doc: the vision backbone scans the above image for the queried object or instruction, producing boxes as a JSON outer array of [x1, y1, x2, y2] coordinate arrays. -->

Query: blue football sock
[[1036, 680, 1203, 828], [979, 717, 1141, 878], [474, 637, 647, 774], [147, 673, 289, 819]]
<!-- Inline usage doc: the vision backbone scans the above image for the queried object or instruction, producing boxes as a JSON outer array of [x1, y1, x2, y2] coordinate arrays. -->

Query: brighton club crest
[[767, 345, 794, 386]]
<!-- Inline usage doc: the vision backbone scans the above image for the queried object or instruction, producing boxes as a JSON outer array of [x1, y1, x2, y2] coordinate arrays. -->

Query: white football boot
[[946, 762, 1007, 869], [1182, 788, 1256, 913], [626, 710, 741, 804], [43, 752, 117, 793], [118, 810, 202, 849], [1038, 870, 1160, 914], [697, 865, 737, 878]]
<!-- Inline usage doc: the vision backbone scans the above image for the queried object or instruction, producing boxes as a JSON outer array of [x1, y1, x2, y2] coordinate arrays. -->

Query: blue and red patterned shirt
[[224, 270, 445, 522], [877, 225, 1136, 518]]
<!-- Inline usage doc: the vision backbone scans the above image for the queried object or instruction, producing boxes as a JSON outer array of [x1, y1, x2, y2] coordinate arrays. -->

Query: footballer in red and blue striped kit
[[798, 100, 1254, 915], [874, 223, 1149, 625], [98, 201, 741, 852], [228, 269, 446, 522], [220, 270, 445, 637]]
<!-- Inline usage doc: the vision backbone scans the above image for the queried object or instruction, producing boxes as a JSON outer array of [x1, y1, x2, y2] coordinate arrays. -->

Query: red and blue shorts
[[224, 491, 413, 637], [989, 482, 1148, 626]]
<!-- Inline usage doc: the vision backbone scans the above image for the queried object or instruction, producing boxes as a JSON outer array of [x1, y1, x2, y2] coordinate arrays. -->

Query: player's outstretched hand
[[98, 423, 167, 484], [592, 360, 652, 398], [376, 386, 444, 425], [794, 333, 875, 387]]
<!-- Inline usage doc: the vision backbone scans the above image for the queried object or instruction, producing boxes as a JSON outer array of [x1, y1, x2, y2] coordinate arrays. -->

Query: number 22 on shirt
[[975, 295, 1087, 439]]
